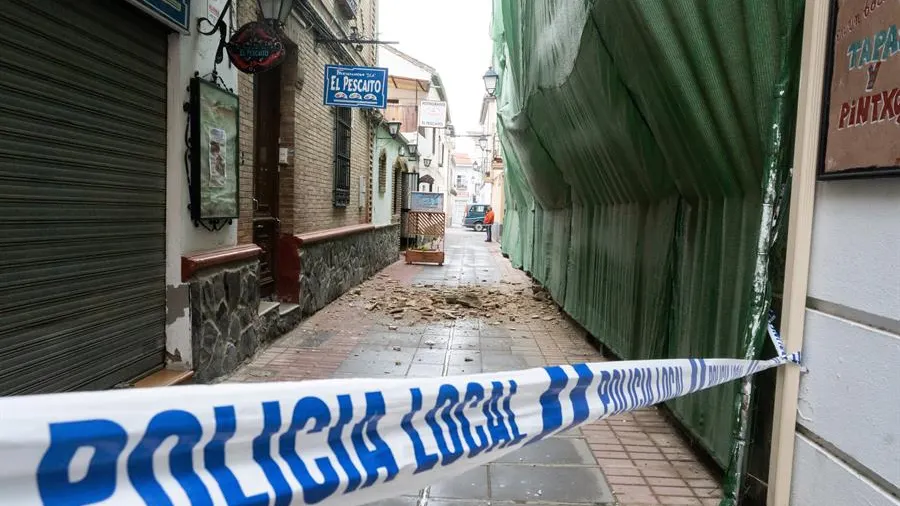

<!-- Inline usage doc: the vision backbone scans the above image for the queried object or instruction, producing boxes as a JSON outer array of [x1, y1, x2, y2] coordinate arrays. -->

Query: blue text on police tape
[[32, 358, 767, 505]]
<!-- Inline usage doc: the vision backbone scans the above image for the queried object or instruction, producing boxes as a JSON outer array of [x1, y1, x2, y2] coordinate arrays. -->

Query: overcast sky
[[378, 0, 494, 136]]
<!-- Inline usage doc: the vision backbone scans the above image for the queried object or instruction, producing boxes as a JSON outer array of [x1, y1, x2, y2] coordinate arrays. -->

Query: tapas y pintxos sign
[[819, 0, 900, 179]]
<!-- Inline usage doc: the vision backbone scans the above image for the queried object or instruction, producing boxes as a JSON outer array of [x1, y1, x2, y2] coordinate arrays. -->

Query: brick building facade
[[235, 0, 400, 311], [237, 0, 379, 243]]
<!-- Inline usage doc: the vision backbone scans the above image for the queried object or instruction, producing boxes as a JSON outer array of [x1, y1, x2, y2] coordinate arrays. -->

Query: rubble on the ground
[[335, 276, 566, 326]]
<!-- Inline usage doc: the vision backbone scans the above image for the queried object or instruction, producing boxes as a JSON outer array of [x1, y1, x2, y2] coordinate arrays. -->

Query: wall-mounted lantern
[[483, 66, 499, 97], [387, 120, 402, 137], [259, 0, 294, 26], [408, 143, 419, 158], [423, 155, 433, 168], [478, 136, 488, 151]]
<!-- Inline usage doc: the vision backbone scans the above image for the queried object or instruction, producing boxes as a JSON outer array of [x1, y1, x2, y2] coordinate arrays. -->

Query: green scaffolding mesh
[[492, 0, 803, 493]]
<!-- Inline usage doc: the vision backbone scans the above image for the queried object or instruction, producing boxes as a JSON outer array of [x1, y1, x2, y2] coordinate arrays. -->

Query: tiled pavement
[[228, 227, 724, 506]]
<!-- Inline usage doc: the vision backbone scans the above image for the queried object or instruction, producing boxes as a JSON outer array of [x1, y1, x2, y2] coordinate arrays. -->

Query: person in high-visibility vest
[[484, 206, 495, 242]]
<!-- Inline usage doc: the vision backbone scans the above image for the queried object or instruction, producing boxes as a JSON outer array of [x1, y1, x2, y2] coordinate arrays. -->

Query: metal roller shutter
[[0, 0, 168, 395]]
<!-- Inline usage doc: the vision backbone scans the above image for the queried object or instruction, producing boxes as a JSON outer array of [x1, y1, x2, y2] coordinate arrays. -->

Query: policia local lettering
[[33, 360, 748, 505], [37, 380, 525, 505]]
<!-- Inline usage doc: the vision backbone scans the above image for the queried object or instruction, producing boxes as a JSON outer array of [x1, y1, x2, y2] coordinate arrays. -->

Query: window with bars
[[392, 161, 402, 216], [333, 107, 352, 207], [378, 149, 387, 193]]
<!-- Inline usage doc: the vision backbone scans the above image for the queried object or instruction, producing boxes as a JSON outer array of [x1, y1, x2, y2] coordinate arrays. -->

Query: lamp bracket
[[197, 0, 234, 70]]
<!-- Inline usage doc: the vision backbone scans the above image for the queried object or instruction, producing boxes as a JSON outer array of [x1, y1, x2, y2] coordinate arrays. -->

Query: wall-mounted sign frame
[[126, 0, 191, 33], [419, 100, 448, 128], [410, 192, 445, 212], [817, 0, 900, 180], [226, 21, 286, 74], [190, 77, 241, 222], [323, 65, 388, 109]]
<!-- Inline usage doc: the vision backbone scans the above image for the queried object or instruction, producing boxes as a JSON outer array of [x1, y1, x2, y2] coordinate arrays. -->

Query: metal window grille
[[333, 107, 352, 207], [378, 150, 387, 193], [392, 162, 401, 216]]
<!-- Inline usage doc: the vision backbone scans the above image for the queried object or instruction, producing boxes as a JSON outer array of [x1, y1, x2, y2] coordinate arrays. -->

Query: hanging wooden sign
[[226, 21, 286, 74], [818, 0, 900, 179]]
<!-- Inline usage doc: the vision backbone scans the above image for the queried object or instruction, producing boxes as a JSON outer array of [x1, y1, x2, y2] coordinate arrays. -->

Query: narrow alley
[[228, 228, 723, 506], [0, 1, 896, 505]]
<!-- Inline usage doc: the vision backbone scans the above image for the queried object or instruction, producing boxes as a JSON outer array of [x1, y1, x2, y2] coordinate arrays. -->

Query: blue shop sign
[[323, 65, 388, 109], [127, 0, 191, 33]]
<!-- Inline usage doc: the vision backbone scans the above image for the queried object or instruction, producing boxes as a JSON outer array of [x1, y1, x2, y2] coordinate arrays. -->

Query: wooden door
[[253, 68, 282, 298]]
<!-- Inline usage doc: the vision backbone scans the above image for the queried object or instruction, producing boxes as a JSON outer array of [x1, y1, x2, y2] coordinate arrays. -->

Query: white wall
[[791, 434, 899, 506], [791, 178, 900, 503], [165, 0, 239, 368], [451, 198, 468, 227], [378, 47, 431, 81], [373, 127, 403, 226]]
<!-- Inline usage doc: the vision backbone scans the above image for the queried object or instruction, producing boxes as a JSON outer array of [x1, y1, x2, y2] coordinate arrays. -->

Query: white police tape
[[0, 342, 800, 505]]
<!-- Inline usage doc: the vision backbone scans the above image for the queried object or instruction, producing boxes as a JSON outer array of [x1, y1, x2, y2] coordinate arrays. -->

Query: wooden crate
[[405, 249, 445, 265]]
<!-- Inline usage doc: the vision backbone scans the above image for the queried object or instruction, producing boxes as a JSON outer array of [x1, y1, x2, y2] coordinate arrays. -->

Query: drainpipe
[[766, 0, 830, 504]]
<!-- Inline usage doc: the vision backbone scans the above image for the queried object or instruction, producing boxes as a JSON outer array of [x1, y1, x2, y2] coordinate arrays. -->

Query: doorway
[[253, 67, 282, 298], [453, 200, 467, 227]]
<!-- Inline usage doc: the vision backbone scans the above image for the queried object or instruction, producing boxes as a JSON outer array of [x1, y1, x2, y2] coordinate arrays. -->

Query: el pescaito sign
[[819, 0, 900, 179]]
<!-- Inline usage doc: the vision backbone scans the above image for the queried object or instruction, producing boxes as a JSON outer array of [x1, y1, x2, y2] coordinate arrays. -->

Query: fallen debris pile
[[342, 275, 565, 326]]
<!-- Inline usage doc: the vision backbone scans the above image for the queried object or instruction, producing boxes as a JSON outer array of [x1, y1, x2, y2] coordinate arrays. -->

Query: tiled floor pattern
[[228, 228, 723, 505]]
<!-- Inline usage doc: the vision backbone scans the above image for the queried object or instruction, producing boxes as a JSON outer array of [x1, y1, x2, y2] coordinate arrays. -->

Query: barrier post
[[766, 0, 830, 503]]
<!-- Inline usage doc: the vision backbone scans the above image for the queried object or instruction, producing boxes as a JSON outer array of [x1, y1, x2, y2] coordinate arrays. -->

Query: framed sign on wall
[[323, 65, 388, 109], [410, 192, 445, 212], [818, 0, 900, 180], [190, 77, 241, 222]]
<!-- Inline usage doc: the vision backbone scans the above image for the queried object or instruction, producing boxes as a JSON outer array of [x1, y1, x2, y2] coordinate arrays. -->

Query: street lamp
[[407, 143, 418, 157], [478, 136, 488, 151], [483, 66, 499, 97], [386, 120, 401, 137], [259, 0, 293, 26], [423, 155, 433, 168]]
